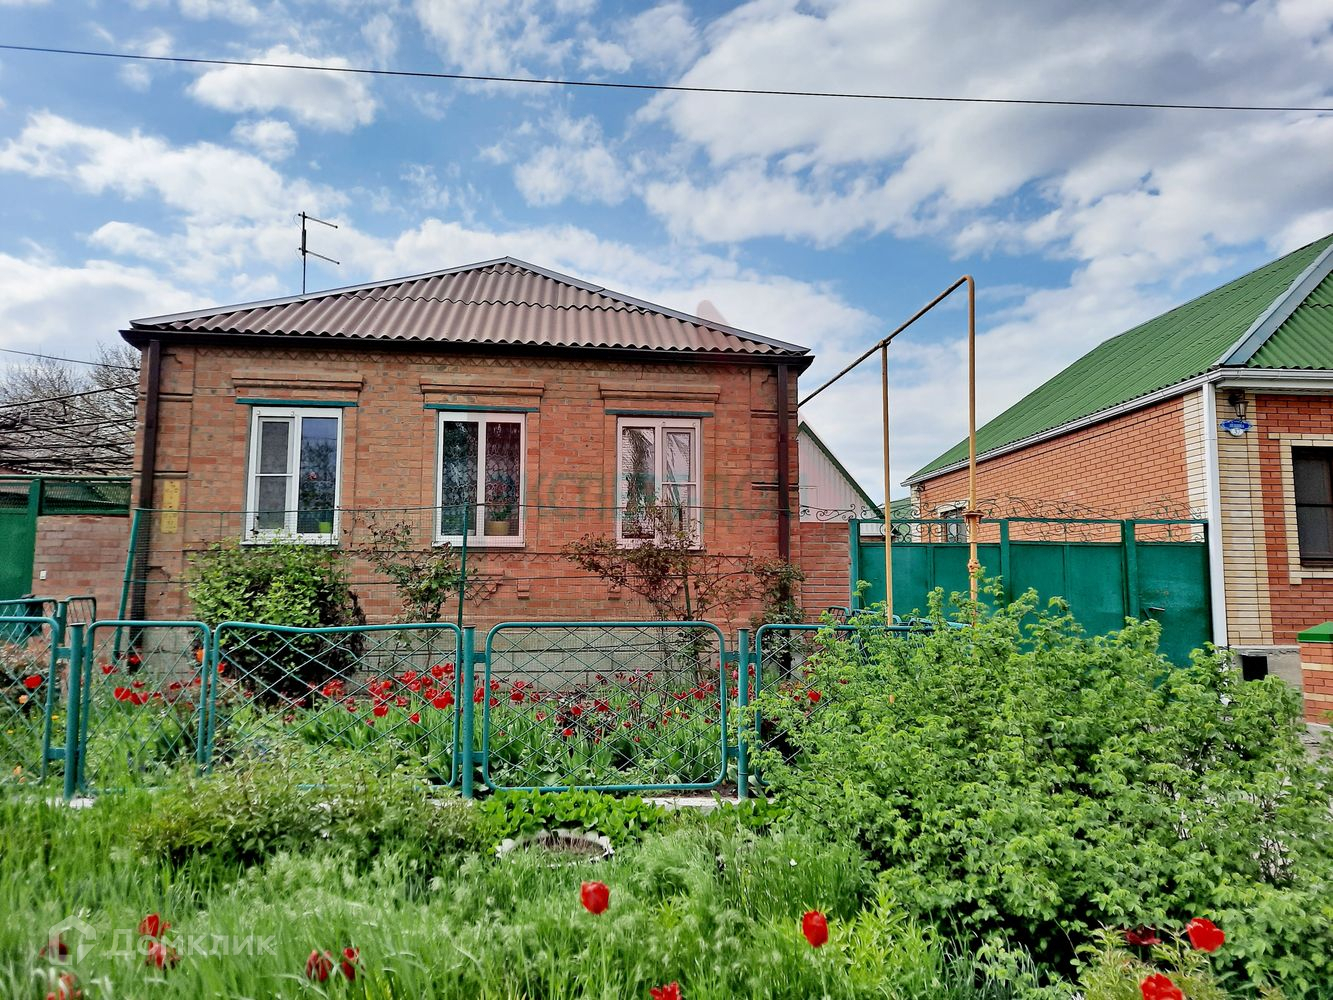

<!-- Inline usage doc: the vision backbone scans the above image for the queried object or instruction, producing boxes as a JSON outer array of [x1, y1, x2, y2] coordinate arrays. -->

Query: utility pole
[[298, 212, 340, 294]]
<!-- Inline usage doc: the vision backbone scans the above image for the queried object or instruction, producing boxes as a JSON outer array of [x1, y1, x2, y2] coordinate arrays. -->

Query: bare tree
[[0, 343, 140, 474]]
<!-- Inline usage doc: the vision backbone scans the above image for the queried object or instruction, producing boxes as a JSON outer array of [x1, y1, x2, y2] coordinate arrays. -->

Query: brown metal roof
[[126, 258, 810, 359]]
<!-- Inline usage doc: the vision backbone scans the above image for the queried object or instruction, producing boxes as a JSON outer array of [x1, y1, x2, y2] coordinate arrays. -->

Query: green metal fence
[[0, 616, 65, 790], [851, 517, 1211, 664]]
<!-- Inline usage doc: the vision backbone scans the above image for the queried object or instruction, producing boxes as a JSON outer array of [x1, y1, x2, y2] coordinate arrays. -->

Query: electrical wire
[[2, 43, 1330, 114], [0, 382, 137, 410], [0, 345, 140, 371]]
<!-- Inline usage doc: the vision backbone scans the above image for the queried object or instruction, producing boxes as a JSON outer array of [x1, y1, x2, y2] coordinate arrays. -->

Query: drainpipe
[[1202, 383, 1228, 647], [130, 338, 162, 621], [775, 363, 792, 565]]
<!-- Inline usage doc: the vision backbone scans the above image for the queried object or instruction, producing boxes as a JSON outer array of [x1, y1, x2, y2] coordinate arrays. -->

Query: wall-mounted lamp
[[1221, 390, 1252, 437], [1227, 390, 1248, 421]]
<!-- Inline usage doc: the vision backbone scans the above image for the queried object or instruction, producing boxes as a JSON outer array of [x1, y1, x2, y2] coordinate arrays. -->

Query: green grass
[[0, 780, 1045, 1000]]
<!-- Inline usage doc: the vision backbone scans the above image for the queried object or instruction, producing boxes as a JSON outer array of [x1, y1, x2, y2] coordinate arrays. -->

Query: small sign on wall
[[161, 481, 181, 534]]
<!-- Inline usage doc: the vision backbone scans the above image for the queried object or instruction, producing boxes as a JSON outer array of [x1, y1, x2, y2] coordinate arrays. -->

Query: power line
[[0, 382, 137, 410], [2, 43, 1331, 114], [0, 345, 140, 371]]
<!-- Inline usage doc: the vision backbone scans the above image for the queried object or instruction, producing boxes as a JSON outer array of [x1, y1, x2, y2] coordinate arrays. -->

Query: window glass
[[484, 421, 521, 537], [255, 418, 291, 530], [1294, 448, 1333, 562], [620, 426, 656, 540], [296, 416, 338, 534], [439, 420, 480, 538]]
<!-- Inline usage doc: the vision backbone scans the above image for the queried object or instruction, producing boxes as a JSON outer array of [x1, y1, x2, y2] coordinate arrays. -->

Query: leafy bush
[[756, 588, 1333, 993], [187, 541, 365, 697], [476, 789, 668, 847], [133, 765, 486, 870]]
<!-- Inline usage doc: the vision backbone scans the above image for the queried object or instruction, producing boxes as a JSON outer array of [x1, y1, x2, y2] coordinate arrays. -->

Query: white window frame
[[434, 411, 527, 548], [615, 416, 702, 547], [243, 405, 344, 544], [935, 502, 966, 543]]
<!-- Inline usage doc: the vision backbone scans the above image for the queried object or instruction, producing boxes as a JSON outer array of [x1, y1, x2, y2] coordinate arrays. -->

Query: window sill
[[435, 538, 525, 549], [242, 533, 340, 546]]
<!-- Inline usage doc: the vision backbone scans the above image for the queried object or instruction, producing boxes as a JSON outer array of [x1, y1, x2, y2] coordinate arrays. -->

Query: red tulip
[[45, 972, 81, 1000], [807, 690, 821, 703], [1186, 916, 1225, 953], [339, 946, 359, 980], [144, 940, 178, 969], [39, 935, 69, 960], [100, 663, 116, 675], [372, 703, 388, 718], [409, 712, 421, 724], [650, 983, 682, 1000], [1124, 927, 1162, 946], [1140, 973, 1183, 1000], [580, 880, 610, 915], [562, 727, 575, 738], [801, 910, 829, 948], [433, 691, 455, 709], [305, 949, 333, 982], [138, 912, 168, 938], [24, 674, 43, 689]]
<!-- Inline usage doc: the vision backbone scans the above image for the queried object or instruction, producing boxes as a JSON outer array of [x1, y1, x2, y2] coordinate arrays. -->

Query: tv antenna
[[297, 211, 339, 293]]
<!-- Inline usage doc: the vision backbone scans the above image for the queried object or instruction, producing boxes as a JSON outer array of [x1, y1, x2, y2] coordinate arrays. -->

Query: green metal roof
[[909, 233, 1333, 483]]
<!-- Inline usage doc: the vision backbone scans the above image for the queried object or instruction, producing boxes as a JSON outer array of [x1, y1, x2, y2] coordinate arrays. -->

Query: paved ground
[[1303, 723, 1331, 759]]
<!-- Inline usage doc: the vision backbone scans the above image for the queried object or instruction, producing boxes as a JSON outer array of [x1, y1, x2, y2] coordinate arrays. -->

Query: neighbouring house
[[796, 420, 882, 613], [120, 257, 837, 628], [907, 233, 1333, 715], [0, 474, 131, 613]]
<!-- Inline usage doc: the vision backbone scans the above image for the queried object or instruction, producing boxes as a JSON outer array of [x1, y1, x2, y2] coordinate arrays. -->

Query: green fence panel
[[208, 622, 463, 785], [855, 518, 1210, 663], [82, 621, 212, 791], [0, 615, 63, 789], [1136, 542, 1212, 665], [482, 621, 729, 792]]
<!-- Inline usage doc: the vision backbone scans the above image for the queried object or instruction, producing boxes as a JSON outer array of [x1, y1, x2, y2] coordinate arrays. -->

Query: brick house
[[906, 233, 1333, 711], [120, 258, 828, 628]]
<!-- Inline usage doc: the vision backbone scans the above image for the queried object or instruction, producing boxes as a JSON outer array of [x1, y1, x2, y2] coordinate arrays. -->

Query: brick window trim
[[1272, 433, 1333, 583]]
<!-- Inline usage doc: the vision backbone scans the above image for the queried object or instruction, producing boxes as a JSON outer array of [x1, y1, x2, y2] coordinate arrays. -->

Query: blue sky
[[1, 0, 1331, 498]]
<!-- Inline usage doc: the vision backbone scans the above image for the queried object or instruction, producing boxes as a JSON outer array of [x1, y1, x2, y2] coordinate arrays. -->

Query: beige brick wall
[[1217, 388, 1273, 645], [1298, 638, 1333, 723]]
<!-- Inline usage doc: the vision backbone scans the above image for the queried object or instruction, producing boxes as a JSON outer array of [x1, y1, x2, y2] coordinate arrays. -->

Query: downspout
[[1202, 383, 1228, 647], [130, 338, 162, 622], [775, 363, 792, 565]]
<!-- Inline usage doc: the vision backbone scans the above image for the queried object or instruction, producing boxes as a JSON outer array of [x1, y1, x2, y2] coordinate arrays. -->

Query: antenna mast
[[298, 211, 340, 294]]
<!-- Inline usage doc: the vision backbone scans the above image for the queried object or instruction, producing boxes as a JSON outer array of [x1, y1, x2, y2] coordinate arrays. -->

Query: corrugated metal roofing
[[126, 258, 809, 359], [909, 233, 1333, 483], [1248, 270, 1333, 369]]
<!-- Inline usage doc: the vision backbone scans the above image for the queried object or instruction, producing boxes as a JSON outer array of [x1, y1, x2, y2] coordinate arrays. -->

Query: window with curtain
[[437, 412, 525, 545], [245, 406, 342, 541], [616, 417, 700, 545]]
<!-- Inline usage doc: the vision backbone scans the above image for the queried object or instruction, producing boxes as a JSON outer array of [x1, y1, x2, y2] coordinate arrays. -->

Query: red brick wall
[[913, 396, 1191, 541], [1257, 394, 1333, 644], [132, 344, 831, 628], [32, 515, 130, 617], [1298, 636, 1333, 723], [796, 521, 850, 617]]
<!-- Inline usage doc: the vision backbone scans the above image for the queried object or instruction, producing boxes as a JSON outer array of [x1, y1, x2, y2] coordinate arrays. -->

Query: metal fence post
[[460, 625, 477, 799], [62, 624, 84, 800], [197, 626, 213, 772], [736, 628, 751, 800]]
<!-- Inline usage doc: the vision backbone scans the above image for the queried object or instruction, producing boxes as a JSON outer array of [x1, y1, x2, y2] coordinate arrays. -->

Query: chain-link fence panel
[[82, 621, 211, 790], [0, 616, 63, 789], [208, 622, 462, 784], [482, 621, 728, 792]]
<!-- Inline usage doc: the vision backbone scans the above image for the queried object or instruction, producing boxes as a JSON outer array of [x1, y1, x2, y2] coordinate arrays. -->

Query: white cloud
[[512, 115, 628, 206], [620, 2, 699, 69], [361, 12, 399, 66], [119, 65, 153, 91], [177, 0, 263, 24], [232, 118, 298, 160], [413, 0, 577, 75], [189, 45, 377, 131]]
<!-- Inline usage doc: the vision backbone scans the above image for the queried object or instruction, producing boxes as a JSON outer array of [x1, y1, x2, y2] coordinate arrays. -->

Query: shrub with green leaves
[[133, 765, 486, 870], [476, 788, 669, 847], [187, 541, 365, 696], [756, 588, 1333, 994]]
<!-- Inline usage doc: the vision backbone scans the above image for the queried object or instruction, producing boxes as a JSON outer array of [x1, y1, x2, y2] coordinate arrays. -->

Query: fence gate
[[209, 622, 463, 785], [0, 616, 66, 791], [482, 621, 730, 792], [82, 620, 212, 792]]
